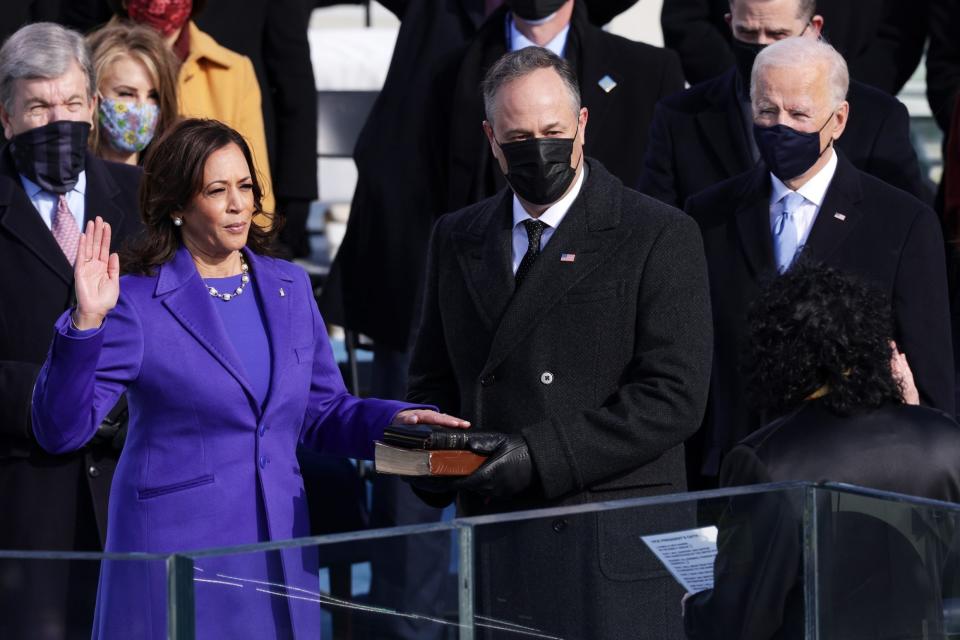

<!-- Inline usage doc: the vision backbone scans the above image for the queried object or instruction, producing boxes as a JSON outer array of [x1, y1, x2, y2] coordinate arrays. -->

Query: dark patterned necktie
[[515, 219, 548, 286]]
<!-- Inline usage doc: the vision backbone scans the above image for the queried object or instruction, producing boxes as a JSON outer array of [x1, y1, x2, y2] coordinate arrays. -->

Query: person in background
[[445, 0, 684, 211], [684, 260, 960, 640], [30, 118, 467, 639], [639, 0, 930, 210], [685, 37, 953, 490], [197, 0, 317, 258], [0, 22, 143, 640], [109, 0, 276, 216], [87, 20, 179, 165], [661, 0, 928, 95]]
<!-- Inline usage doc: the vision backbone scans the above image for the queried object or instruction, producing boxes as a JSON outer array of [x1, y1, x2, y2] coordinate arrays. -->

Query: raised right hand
[[73, 216, 120, 330]]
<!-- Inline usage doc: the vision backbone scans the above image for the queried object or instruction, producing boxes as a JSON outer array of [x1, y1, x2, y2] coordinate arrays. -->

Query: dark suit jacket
[[407, 158, 712, 637], [0, 149, 142, 547], [686, 152, 954, 478], [446, 1, 685, 211], [661, 0, 928, 95], [684, 401, 960, 640], [639, 68, 931, 208]]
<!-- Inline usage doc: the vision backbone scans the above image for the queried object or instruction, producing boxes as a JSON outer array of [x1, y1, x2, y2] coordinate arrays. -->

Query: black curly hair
[[742, 259, 904, 418]]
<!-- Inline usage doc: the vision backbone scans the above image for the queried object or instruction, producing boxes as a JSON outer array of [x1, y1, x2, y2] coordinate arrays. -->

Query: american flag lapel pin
[[279, 288, 286, 297], [560, 253, 576, 263], [833, 212, 847, 221]]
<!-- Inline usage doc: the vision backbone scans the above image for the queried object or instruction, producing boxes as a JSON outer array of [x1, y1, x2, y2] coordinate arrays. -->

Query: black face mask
[[731, 23, 810, 90], [496, 131, 580, 206], [10, 120, 90, 194], [507, 0, 568, 21], [753, 114, 833, 182], [731, 39, 766, 89]]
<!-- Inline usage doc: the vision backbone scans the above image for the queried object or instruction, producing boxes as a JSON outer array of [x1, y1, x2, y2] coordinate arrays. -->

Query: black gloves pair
[[411, 432, 534, 499]]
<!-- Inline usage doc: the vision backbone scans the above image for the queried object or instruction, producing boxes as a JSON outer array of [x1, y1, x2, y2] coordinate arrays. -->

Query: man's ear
[[831, 100, 849, 140], [0, 105, 13, 140], [809, 15, 824, 37], [484, 120, 509, 174]]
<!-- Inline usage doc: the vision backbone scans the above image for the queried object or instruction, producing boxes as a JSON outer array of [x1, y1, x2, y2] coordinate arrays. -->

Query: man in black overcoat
[[446, 0, 684, 212], [661, 0, 928, 94], [685, 37, 953, 489], [0, 23, 142, 639], [407, 47, 713, 639], [639, 0, 930, 209]]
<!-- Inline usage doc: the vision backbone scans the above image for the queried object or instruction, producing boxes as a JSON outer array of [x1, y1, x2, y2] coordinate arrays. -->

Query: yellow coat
[[178, 21, 275, 216]]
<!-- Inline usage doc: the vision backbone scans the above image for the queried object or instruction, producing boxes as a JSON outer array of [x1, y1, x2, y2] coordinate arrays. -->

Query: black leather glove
[[455, 432, 533, 499], [407, 432, 534, 500]]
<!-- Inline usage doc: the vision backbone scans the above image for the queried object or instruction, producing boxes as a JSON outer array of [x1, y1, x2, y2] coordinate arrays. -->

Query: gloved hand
[[455, 432, 533, 499], [407, 432, 534, 500]]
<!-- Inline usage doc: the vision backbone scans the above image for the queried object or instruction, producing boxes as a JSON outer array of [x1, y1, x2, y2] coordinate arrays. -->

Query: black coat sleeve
[[684, 446, 804, 640], [894, 206, 956, 415], [926, 0, 960, 132], [860, 96, 933, 204], [0, 361, 40, 442], [637, 102, 681, 207], [265, 0, 319, 202], [660, 0, 733, 86], [844, 0, 927, 97], [407, 216, 461, 414]]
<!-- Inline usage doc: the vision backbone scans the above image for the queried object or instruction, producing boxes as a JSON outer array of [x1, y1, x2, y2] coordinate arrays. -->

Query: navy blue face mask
[[753, 113, 834, 182]]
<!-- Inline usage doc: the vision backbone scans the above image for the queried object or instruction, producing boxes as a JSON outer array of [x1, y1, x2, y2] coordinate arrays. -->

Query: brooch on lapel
[[279, 288, 286, 297], [598, 75, 617, 94], [833, 212, 847, 222], [560, 253, 576, 263]]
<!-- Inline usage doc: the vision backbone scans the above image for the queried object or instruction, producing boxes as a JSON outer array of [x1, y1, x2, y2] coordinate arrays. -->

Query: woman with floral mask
[[109, 0, 276, 215], [87, 21, 179, 165]]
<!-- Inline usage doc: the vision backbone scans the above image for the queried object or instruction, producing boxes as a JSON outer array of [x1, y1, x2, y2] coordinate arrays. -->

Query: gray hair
[[751, 37, 848, 109], [481, 47, 581, 125], [0, 23, 96, 114], [729, 0, 817, 22]]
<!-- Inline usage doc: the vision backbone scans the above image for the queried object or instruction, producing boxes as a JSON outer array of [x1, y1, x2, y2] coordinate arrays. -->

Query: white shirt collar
[[508, 14, 570, 56], [512, 162, 587, 231], [769, 147, 837, 207]]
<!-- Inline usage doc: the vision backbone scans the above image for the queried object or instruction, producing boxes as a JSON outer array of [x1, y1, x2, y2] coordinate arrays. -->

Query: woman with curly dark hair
[[684, 260, 960, 640], [743, 258, 913, 421]]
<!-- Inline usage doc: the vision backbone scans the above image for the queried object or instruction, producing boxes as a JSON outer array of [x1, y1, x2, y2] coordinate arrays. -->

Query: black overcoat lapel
[[802, 154, 864, 262], [0, 146, 73, 284], [451, 190, 515, 331], [483, 164, 628, 373], [734, 167, 776, 276]]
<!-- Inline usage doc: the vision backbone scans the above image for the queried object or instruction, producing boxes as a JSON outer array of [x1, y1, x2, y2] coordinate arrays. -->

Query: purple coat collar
[[155, 245, 297, 415]]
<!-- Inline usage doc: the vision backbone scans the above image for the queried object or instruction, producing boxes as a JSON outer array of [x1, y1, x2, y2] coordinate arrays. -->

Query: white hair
[[751, 37, 849, 109]]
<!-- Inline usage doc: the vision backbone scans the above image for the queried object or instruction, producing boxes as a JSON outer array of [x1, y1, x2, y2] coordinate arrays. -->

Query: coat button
[[258, 424, 266, 437], [480, 374, 496, 387], [552, 518, 568, 533], [540, 371, 554, 385], [259, 455, 268, 469], [87, 465, 100, 478]]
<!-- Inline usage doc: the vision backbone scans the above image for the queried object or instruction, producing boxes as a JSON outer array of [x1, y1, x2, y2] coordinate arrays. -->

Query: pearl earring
[[173, 217, 183, 227]]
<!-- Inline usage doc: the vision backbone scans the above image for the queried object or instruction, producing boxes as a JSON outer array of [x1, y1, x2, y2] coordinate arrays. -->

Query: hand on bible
[[73, 216, 120, 330]]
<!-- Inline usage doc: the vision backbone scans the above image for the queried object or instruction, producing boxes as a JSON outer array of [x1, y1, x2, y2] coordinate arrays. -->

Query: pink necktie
[[52, 194, 81, 266]]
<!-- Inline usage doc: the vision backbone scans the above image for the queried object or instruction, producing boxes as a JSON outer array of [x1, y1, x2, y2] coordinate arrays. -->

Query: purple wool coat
[[32, 247, 415, 639]]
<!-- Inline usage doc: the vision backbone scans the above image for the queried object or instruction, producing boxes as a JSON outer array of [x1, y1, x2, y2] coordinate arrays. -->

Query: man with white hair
[[0, 22, 142, 639], [639, 0, 929, 211], [684, 36, 953, 487]]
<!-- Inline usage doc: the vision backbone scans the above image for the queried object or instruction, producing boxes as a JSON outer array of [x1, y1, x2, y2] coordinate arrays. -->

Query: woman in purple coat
[[31, 118, 467, 639]]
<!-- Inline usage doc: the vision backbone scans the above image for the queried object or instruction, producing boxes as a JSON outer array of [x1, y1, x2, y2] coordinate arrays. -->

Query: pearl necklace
[[205, 254, 250, 302]]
